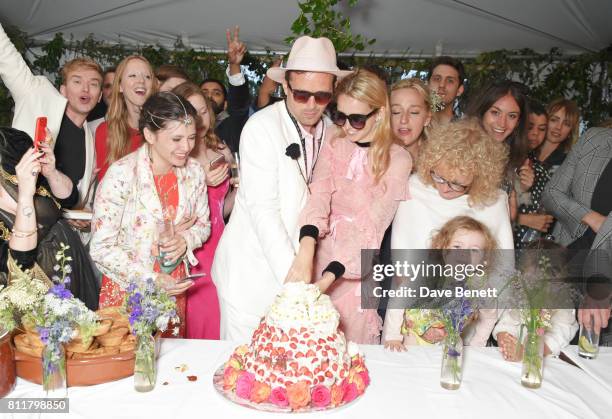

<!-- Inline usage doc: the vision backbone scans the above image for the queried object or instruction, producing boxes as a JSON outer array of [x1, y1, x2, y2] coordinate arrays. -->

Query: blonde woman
[[95, 55, 156, 180], [285, 69, 413, 344], [536, 98, 580, 175], [390, 78, 433, 165]]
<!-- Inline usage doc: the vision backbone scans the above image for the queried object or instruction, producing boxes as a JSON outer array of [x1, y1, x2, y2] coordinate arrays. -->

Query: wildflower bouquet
[[505, 254, 565, 388], [435, 297, 474, 389], [21, 244, 98, 392], [123, 276, 179, 391], [0, 260, 48, 332]]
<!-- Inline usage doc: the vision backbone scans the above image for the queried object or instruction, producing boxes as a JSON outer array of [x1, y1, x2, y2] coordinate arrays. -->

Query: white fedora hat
[[267, 36, 352, 83]]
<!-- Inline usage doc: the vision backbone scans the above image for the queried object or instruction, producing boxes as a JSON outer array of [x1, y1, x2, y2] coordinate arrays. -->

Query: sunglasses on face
[[330, 108, 378, 130], [430, 170, 470, 193], [287, 83, 333, 106]]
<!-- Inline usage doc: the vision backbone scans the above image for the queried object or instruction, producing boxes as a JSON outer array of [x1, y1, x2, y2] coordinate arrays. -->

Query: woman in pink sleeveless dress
[[175, 83, 237, 339]]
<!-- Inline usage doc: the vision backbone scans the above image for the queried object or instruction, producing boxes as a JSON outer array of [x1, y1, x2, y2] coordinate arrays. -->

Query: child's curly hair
[[418, 118, 509, 207], [430, 216, 497, 251]]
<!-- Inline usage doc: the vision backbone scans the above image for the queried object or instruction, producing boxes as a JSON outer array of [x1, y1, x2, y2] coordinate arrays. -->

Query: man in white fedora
[[211, 36, 351, 341]]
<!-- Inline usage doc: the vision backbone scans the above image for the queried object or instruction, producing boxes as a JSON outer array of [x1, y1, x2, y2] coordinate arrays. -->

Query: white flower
[[347, 341, 360, 357]]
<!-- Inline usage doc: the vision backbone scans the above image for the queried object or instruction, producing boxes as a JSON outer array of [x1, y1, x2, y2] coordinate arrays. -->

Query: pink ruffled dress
[[300, 137, 412, 344]]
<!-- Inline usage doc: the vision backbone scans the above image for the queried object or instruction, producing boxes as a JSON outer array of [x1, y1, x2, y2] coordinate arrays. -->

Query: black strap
[[284, 100, 324, 183]]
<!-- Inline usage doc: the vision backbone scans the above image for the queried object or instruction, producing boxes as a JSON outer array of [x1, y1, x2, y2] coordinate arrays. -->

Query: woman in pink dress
[[174, 82, 237, 339], [285, 69, 412, 344]]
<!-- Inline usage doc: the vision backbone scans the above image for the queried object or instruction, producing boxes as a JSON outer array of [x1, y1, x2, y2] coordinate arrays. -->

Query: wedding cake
[[221, 282, 369, 411]]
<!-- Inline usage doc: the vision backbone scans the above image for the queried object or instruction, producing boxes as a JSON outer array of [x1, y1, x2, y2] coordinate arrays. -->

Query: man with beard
[[427, 56, 465, 125], [200, 26, 251, 154]]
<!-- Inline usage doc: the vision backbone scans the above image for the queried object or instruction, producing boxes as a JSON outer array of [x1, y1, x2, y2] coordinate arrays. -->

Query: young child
[[383, 216, 497, 351], [494, 240, 578, 360]]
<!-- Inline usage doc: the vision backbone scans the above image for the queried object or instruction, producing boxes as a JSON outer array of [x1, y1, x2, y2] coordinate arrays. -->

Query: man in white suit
[[0, 24, 102, 211], [212, 36, 350, 341]]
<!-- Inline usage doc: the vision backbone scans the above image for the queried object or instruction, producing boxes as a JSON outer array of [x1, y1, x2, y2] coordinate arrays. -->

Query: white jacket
[[211, 101, 336, 320], [0, 24, 95, 209]]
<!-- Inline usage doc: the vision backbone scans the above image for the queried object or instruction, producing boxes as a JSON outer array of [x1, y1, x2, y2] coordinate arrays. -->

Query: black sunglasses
[[287, 83, 333, 106], [330, 108, 378, 130]]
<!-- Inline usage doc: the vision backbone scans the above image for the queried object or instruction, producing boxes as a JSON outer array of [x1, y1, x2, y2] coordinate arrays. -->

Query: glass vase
[[521, 329, 544, 389], [41, 344, 67, 397], [440, 335, 463, 390], [134, 334, 156, 392]]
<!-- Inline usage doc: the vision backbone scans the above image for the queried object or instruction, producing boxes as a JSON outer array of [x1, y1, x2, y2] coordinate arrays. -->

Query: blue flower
[[447, 347, 461, 357], [49, 284, 73, 299], [38, 327, 50, 344]]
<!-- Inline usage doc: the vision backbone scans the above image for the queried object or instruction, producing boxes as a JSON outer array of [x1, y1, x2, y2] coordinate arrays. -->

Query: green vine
[[285, 0, 376, 53]]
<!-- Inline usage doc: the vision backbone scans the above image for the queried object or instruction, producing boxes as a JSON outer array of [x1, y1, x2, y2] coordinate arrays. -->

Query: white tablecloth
[[562, 345, 612, 395], [7, 339, 612, 419]]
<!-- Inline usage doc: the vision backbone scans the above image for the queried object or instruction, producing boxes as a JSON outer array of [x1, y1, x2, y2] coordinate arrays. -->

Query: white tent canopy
[[1, 0, 611, 57]]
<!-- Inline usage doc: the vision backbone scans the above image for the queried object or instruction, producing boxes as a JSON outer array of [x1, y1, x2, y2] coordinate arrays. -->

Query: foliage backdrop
[[0, 0, 610, 127]]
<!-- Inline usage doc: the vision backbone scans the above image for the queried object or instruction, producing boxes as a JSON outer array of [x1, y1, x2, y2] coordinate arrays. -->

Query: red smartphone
[[34, 117, 47, 152], [209, 154, 226, 170]]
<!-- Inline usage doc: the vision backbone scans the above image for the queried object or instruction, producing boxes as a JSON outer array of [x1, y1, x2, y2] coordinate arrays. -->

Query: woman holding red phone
[[173, 82, 238, 339], [0, 128, 100, 309]]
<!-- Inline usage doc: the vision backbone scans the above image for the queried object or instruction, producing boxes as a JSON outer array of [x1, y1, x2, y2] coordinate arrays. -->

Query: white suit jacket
[[0, 24, 96, 209], [212, 100, 336, 318]]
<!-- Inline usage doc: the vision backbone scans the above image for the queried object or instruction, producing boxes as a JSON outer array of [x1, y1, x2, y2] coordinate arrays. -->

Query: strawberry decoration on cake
[[218, 283, 369, 411]]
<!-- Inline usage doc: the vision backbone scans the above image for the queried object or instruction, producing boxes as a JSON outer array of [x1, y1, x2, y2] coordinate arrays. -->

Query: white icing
[[266, 283, 340, 335]]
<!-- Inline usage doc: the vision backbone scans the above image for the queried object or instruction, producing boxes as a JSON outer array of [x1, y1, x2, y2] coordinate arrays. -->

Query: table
[[6, 340, 612, 419], [562, 345, 612, 395]]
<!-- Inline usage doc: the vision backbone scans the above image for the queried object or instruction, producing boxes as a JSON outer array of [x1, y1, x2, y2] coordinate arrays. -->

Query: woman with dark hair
[[466, 80, 532, 225], [514, 100, 555, 248], [172, 81, 238, 339], [466, 80, 530, 172], [0, 128, 99, 309], [91, 92, 210, 337]]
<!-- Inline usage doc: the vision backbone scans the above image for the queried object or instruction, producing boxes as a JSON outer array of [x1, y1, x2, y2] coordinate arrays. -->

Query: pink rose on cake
[[250, 381, 271, 403], [311, 385, 332, 408], [235, 371, 255, 399], [286, 381, 311, 410], [223, 366, 240, 390], [341, 379, 359, 403], [270, 387, 289, 408]]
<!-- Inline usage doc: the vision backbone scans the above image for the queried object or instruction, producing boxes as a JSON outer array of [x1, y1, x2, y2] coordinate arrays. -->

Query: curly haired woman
[[383, 118, 515, 348]]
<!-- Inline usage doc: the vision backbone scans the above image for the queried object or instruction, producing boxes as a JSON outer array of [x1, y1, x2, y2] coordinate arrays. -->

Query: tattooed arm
[[8, 147, 40, 252]]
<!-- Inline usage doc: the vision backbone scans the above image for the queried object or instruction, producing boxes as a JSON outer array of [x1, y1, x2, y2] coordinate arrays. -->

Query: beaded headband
[[147, 92, 193, 128]]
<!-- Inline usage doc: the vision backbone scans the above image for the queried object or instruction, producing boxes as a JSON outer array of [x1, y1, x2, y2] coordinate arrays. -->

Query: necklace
[[284, 101, 324, 184], [148, 145, 179, 219]]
